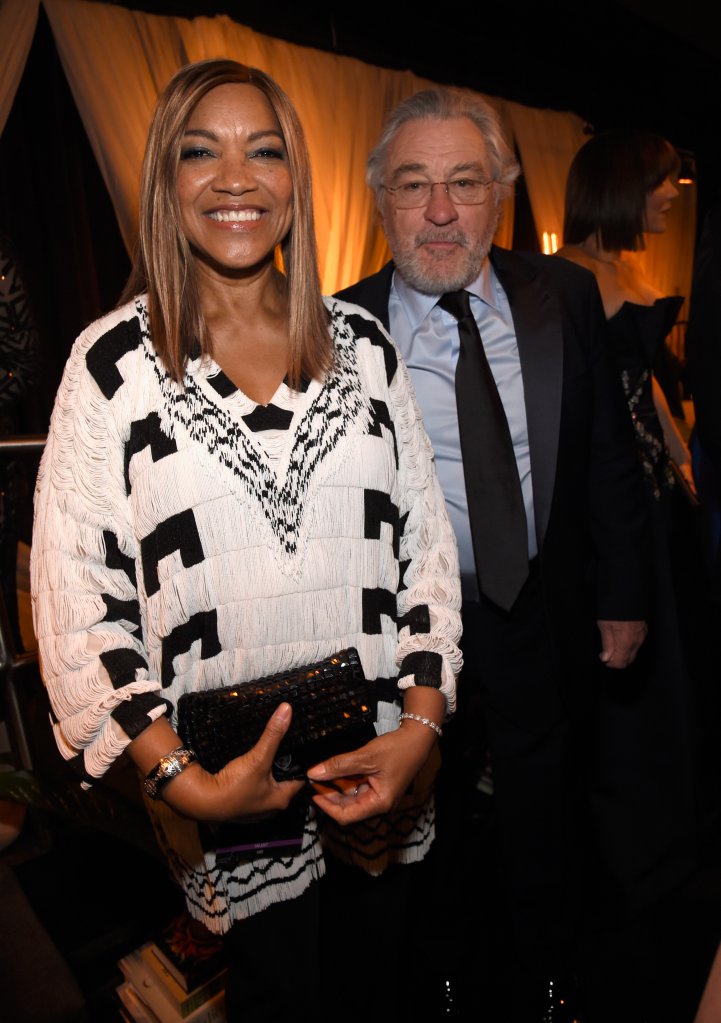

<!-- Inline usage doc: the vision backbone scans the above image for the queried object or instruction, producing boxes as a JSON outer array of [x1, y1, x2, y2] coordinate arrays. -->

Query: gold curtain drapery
[[0, 0, 40, 137], [507, 100, 589, 251], [42, 0, 523, 292], [0, 0, 694, 302]]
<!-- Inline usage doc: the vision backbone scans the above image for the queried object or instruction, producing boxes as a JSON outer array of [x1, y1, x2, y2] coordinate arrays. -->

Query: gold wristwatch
[[143, 745, 197, 800]]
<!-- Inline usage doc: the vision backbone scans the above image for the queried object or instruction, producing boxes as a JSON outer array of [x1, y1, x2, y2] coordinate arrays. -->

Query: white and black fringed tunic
[[31, 294, 462, 933]]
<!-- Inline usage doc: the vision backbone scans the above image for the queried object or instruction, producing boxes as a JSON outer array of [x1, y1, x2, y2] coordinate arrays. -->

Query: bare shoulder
[[555, 248, 628, 317], [555, 244, 593, 271]]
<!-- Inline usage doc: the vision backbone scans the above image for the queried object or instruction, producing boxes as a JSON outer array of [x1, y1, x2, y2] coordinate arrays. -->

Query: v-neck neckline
[[193, 360, 318, 480], [137, 297, 374, 568]]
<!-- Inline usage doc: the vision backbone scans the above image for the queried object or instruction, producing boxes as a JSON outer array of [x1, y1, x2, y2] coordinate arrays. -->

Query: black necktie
[[438, 290, 529, 610]]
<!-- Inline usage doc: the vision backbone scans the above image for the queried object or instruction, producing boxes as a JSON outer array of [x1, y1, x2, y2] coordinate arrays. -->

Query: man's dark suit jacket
[[337, 246, 648, 687]]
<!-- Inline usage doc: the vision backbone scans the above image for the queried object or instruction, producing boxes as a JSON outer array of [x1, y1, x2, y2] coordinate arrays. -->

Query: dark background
[[1, 0, 719, 431]]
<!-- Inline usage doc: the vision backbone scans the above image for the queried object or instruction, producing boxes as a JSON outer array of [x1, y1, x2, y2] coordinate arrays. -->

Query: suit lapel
[[491, 248, 563, 548], [337, 262, 394, 331]]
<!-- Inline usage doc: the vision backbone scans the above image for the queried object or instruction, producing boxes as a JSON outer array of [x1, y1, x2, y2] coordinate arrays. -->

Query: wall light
[[542, 232, 559, 254], [677, 150, 696, 185]]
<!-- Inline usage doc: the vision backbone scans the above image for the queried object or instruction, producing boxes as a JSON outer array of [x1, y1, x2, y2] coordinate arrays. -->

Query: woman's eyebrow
[[182, 128, 284, 143]]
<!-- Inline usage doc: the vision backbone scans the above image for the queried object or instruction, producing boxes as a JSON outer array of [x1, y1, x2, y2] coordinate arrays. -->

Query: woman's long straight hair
[[120, 59, 331, 388]]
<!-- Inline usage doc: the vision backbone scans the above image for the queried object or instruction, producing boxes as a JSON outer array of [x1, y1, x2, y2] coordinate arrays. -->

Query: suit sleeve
[[584, 279, 651, 621]]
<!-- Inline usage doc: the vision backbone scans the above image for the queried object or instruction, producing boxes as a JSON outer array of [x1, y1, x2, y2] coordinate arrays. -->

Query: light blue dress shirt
[[389, 262, 537, 601]]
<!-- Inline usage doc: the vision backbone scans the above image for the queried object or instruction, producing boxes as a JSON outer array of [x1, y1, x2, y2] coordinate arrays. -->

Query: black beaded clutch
[[177, 648, 376, 781]]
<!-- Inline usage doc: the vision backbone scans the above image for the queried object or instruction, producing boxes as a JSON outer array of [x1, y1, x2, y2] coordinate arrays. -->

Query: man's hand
[[597, 619, 647, 669]]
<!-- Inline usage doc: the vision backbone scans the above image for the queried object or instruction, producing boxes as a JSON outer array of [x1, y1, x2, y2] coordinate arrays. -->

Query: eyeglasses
[[383, 177, 494, 209]]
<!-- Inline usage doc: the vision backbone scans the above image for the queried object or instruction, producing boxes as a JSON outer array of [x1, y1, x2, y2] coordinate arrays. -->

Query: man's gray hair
[[367, 86, 520, 203]]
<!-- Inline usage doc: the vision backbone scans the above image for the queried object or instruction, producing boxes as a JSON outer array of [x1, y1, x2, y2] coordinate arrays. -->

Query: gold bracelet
[[399, 712, 443, 738]]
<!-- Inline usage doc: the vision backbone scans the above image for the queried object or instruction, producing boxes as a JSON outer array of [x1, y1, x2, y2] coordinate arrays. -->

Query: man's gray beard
[[393, 222, 497, 296]]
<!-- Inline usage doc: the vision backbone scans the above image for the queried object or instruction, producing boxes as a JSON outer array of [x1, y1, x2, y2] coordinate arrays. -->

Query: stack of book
[[116, 913, 227, 1023]]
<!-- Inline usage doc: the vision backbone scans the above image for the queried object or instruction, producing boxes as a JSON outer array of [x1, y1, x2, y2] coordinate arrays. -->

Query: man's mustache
[[415, 230, 468, 247]]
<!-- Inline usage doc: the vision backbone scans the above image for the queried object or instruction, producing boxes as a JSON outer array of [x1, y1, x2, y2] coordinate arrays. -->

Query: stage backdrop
[[1, 0, 695, 303]]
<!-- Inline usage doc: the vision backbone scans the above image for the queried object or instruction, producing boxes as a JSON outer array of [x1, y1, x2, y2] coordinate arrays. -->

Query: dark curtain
[[511, 157, 540, 254], [0, 8, 131, 437]]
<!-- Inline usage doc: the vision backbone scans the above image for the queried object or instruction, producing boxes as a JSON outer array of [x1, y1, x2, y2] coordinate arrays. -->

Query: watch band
[[143, 745, 197, 800]]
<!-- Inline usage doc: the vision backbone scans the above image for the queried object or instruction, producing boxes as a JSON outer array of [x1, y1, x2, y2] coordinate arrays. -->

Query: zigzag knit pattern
[[31, 294, 462, 932]]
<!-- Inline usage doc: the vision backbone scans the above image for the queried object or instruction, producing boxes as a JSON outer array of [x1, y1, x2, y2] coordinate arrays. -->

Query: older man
[[337, 87, 649, 1021]]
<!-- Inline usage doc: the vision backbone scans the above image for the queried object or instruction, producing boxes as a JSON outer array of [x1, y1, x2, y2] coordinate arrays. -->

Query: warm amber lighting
[[677, 151, 696, 185], [542, 231, 559, 254]]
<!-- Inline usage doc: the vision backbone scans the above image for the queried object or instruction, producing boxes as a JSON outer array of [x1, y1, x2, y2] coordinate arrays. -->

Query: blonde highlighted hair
[[120, 58, 331, 387]]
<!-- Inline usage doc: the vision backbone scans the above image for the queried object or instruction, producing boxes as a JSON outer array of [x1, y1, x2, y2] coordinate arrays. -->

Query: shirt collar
[[391, 256, 499, 330]]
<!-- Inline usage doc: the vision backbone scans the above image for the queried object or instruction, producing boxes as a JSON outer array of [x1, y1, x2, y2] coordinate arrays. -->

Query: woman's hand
[[202, 702, 308, 821], [128, 704, 306, 822], [306, 689, 445, 825]]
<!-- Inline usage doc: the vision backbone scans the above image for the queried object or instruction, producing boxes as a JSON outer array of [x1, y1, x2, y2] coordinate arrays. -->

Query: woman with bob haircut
[[558, 128, 692, 494], [562, 128, 681, 257], [557, 129, 709, 1018], [31, 58, 462, 1020], [559, 129, 688, 416]]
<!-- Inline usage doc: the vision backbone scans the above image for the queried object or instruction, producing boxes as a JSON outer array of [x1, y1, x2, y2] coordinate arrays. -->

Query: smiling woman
[[175, 83, 295, 403], [176, 86, 292, 272], [120, 60, 330, 395], [30, 58, 462, 1022]]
